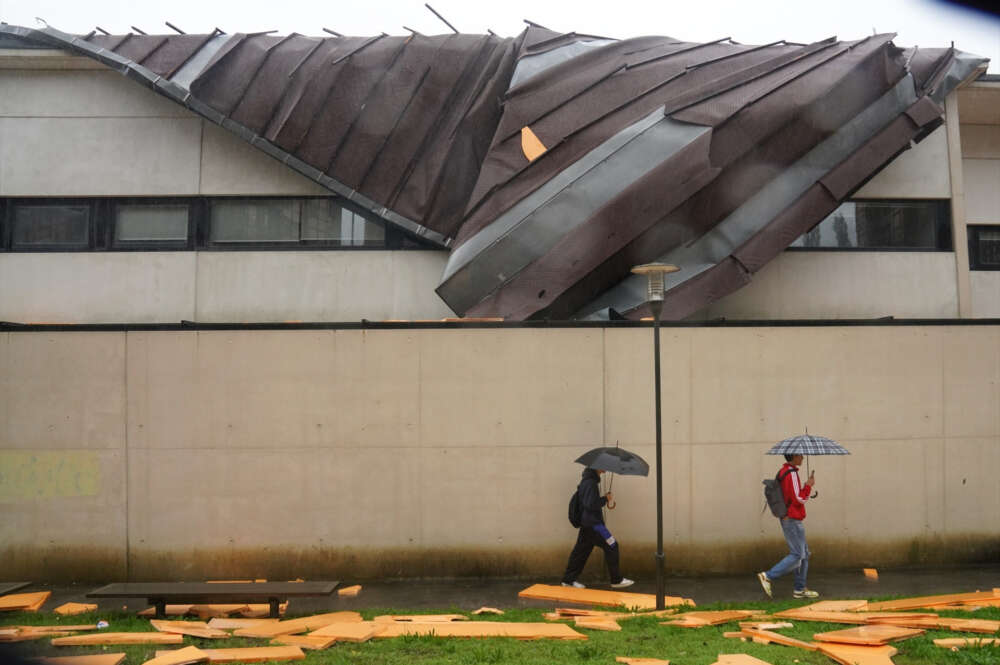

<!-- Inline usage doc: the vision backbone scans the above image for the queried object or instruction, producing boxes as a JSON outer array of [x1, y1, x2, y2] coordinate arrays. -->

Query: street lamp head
[[631, 263, 680, 302]]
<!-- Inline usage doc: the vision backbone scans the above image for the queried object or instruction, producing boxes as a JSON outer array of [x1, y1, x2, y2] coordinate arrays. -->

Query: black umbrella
[[574, 446, 649, 476]]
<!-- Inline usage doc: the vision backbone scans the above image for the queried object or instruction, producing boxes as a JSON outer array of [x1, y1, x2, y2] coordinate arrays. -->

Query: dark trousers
[[562, 524, 621, 584]]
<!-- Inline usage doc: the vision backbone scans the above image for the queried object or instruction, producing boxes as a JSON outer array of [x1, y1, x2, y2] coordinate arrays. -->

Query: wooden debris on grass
[[869, 615, 1000, 633], [545, 607, 676, 621], [373, 621, 588, 640], [271, 634, 338, 650], [27, 654, 126, 665], [712, 655, 773, 665], [864, 568, 879, 581], [139, 645, 209, 665], [934, 637, 1000, 649], [662, 610, 755, 627], [155, 646, 305, 663], [52, 632, 184, 646], [0, 627, 79, 642], [138, 605, 195, 617], [206, 617, 280, 630], [739, 627, 818, 651], [574, 617, 621, 631], [191, 605, 251, 619], [816, 643, 898, 665], [239, 603, 288, 618], [616, 658, 671, 665], [866, 589, 1000, 611], [812, 624, 925, 645], [518, 583, 694, 610], [0, 591, 51, 611], [472, 607, 504, 615], [773, 608, 936, 624], [373, 614, 468, 623], [53, 602, 98, 616], [233, 611, 362, 638], [150, 619, 230, 639], [796, 599, 869, 612], [308, 621, 384, 642], [737, 621, 793, 630], [337, 585, 361, 597]]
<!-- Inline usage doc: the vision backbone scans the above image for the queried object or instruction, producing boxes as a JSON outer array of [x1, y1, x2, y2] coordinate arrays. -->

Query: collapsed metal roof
[[0, 23, 988, 320]]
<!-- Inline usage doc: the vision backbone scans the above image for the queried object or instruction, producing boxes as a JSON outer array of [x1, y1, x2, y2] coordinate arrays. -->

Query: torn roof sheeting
[[0, 24, 988, 320]]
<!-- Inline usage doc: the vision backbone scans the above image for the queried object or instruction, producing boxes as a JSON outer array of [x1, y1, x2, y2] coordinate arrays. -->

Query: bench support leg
[[268, 598, 280, 618], [151, 598, 166, 619]]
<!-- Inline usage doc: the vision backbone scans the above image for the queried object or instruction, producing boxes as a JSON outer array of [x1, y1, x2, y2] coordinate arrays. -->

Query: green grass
[[2, 602, 998, 664]]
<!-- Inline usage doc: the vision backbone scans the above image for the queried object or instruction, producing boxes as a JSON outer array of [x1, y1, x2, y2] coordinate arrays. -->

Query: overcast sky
[[2, 0, 997, 72]]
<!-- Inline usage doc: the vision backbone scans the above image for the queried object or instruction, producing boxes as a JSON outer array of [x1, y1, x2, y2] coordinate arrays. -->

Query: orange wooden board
[[156, 647, 305, 663], [207, 617, 280, 630], [816, 643, 899, 665], [934, 637, 1000, 648], [238, 603, 288, 618], [337, 585, 362, 597], [309, 621, 384, 642], [191, 605, 251, 619], [150, 619, 231, 639], [0, 591, 51, 611], [53, 602, 98, 616], [796, 600, 868, 612], [741, 628, 817, 651], [233, 611, 362, 638], [473, 607, 504, 615], [575, 617, 621, 631], [140, 645, 209, 665], [616, 658, 671, 665], [813, 624, 924, 645], [139, 605, 194, 617], [52, 632, 185, 646], [518, 583, 693, 610], [714, 656, 774, 665], [0, 627, 78, 642], [373, 614, 468, 623], [663, 610, 754, 627], [867, 590, 1000, 611], [374, 621, 588, 640], [29, 655, 127, 665], [272, 634, 338, 650], [869, 615, 1000, 633]]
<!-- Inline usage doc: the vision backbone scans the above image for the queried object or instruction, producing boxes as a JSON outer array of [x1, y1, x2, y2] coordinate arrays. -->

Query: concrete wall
[[853, 125, 951, 199], [2, 325, 997, 582]]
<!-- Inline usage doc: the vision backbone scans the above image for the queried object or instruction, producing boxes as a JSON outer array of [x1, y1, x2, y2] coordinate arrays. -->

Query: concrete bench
[[0, 582, 31, 596], [87, 581, 339, 618]]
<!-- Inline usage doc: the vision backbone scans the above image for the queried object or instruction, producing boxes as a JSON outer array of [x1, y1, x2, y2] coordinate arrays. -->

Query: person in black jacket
[[561, 467, 634, 588]]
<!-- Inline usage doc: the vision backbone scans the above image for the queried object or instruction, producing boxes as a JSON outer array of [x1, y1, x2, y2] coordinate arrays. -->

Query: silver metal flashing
[[170, 32, 232, 88], [509, 38, 616, 89]]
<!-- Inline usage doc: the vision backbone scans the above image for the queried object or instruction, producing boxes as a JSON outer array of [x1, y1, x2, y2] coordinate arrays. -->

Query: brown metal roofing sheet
[[228, 36, 325, 131], [142, 33, 226, 78], [114, 35, 168, 65]]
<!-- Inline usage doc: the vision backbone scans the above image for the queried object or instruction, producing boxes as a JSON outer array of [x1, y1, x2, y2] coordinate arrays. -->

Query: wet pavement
[[18, 564, 1000, 614]]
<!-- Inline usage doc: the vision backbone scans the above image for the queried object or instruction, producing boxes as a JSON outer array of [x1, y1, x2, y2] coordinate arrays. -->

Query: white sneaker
[[793, 588, 819, 598], [561, 581, 585, 589], [611, 578, 634, 588], [757, 572, 773, 598]]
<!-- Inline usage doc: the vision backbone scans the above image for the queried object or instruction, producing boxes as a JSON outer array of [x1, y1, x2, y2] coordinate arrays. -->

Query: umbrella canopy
[[766, 434, 850, 456], [575, 447, 649, 476]]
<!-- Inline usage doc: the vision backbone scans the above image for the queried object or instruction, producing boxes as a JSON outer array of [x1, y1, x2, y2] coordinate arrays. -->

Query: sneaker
[[610, 578, 634, 588], [757, 572, 772, 598], [561, 581, 585, 589], [793, 588, 820, 598]]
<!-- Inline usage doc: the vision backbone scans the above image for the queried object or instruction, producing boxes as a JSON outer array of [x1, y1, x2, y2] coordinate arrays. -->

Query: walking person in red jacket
[[757, 454, 819, 598]]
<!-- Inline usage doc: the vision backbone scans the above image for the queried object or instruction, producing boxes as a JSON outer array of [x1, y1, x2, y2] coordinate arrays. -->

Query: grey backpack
[[762, 468, 794, 518]]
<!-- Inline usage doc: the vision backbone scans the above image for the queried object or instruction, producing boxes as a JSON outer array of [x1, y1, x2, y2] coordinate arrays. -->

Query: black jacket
[[577, 468, 607, 527]]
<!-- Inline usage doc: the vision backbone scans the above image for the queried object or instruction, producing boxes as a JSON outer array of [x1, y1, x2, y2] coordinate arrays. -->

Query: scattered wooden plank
[[28, 654, 127, 665], [663, 610, 754, 627], [714, 656, 773, 665], [139, 605, 194, 617], [10, 625, 97, 633], [53, 602, 98, 616], [863, 568, 879, 581], [0, 628, 78, 642], [272, 634, 338, 650], [616, 658, 671, 665], [233, 611, 362, 638], [518, 584, 694, 610], [934, 637, 1000, 649], [53, 632, 185, 646], [337, 585, 361, 597], [816, 643, 898, 665], [373, 614, 468, 623], [239, 603, 288, 618], [867, 590, 1000, 611], [813, 624, 924, 645], [373, 621, 588, 640], [308, 621, 384, 642], [156, 647, 305, 663], [740, 627, 817, 651], [738, 622, 793, 631], [191, 605, 251, 619], [472, 607, 504, 615], [574, 617, 621, 631], [0, 591, 51, 611], [139, 645, 209, 665], [868, 615, 1000, 633], [150, 619, 230, 639], [206, 617, 280, 630], [796, 600, 869, 612]]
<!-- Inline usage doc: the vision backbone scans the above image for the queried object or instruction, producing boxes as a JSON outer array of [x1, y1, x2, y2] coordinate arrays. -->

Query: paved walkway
[[21, 564, 1000, 614]]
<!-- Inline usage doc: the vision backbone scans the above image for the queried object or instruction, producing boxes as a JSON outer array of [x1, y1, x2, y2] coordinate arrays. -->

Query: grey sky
[[2, 0, 997, 71]]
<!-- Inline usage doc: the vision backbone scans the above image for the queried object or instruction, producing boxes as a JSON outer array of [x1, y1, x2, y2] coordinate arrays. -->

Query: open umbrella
[[574, 446, 649, 476], [765, 434, 849, 456]]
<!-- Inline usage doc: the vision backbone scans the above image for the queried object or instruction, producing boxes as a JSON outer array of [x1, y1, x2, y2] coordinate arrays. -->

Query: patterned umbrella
[[765, 434, 850, 456]]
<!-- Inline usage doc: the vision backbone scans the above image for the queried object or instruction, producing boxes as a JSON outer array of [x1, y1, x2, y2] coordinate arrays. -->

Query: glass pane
[[340, 207, 385, 247], [115, 204, 189, 242], [301, 199, 344, 241], [12, 204, 89, 248], [977, 229, 1000, 266], [790, 201, 948, 249], [210, 200, 299, 242]]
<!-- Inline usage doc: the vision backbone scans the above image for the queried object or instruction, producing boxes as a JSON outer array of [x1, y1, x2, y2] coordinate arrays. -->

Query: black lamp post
[[630, 262, 679, 610]]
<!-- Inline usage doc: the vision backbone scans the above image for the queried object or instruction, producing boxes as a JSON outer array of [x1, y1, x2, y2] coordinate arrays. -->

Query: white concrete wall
[[695, 251, 959, 320], [1, 325, 997, 581], [853, 125, 951, 199]]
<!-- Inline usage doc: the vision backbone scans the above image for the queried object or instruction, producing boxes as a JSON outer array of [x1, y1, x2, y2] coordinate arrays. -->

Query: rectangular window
[[10, 202, 91, 249], [209, 198, 386, 247], [789, 200, 952, 250], [113, 202, 190, 246], [969, 225, 1000, 270]]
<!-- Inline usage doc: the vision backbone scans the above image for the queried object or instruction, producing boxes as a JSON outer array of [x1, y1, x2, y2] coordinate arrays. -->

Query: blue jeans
[[766, 518, 810, 591]]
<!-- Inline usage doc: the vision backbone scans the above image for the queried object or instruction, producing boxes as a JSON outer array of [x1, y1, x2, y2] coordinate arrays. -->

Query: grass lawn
[[2, 600, 999, 664]]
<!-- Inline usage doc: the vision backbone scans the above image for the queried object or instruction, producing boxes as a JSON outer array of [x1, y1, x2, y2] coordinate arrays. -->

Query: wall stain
[[3, 534, 998, 582]]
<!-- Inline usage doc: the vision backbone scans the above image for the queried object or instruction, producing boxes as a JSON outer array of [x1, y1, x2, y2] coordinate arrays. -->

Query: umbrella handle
[[607, 500, 616, 510]]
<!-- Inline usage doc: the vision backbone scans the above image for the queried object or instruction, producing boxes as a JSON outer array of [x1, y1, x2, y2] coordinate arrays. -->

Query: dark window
[[789, 200, 952, 250], [10, 202, 92, 250], [208, 198, 386, 247], [968, 225, 1000, 270], [113, 201, 191, 248]]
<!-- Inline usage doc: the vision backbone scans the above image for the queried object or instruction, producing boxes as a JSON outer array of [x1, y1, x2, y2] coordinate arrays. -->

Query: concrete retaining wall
[[1, 325, 997, 582]]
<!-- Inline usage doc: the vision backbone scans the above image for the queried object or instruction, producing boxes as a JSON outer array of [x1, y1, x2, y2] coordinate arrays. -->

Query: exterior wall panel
[[853, 126, 951, 199]]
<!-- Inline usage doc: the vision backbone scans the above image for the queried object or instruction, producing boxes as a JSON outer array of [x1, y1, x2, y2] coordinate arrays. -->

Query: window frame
[[968, 224, 1000, 271], [107, 197, 196, 251], [785, 199, 953, 252], [3, 198, 100, 252]]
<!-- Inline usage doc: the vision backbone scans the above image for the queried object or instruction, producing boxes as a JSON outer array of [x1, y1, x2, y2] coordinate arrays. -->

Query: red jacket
[[779, 462, 812, 520]]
